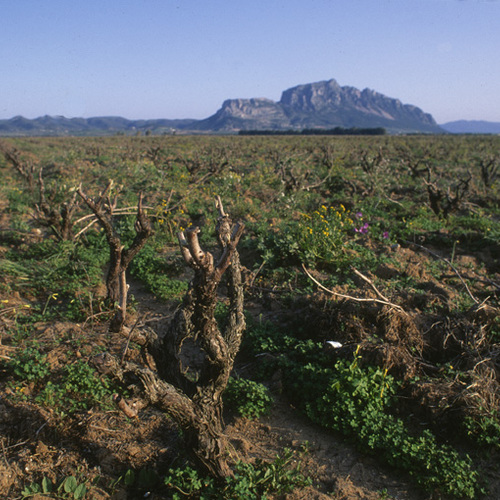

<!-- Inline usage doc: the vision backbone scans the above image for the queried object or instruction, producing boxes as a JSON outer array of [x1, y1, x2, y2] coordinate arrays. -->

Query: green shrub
[[255, 204, 356, 271], [129, 241, 188, 300], [243, 327, 480, 498], [4, 236, 108, 321], [307, 371, 478, 497], [464, 410, 500, 449]]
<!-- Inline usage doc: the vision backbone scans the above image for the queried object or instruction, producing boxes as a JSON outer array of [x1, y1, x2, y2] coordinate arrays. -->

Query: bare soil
[[1, 238, 499, 499]]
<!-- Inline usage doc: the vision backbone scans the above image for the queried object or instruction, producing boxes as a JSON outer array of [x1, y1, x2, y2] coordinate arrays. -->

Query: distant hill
[[0, 115, 197, 137], [440, 120, 500, 134], [193, 79, 443, 134], [0, 79, 445, 136]]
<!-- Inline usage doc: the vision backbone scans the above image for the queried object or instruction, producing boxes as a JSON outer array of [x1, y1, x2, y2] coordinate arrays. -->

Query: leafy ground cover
[[0, 134, 499, 498]]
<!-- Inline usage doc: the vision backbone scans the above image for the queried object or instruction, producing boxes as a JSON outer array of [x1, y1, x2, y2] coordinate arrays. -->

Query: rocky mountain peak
[[279, 79, 344, 111], [192, 79, 442, 133]]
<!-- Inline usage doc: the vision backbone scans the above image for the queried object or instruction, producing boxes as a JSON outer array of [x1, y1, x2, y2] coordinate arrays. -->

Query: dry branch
[[302, 264, 407, 314], [113, 394, 139, 420]]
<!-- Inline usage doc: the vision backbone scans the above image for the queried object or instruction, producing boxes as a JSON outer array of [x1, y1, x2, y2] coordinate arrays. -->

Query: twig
[[35, 420, 49, 437], [74, 207, 152, 226], [483, 277, 500, 291], [121, 315, 144, 364], [384, 196, 405, 208], [73, 218, 98, 240], [0, 307, 19, 317], [248, 261, 265, 288], [302, 264, 407, 314], [74, 207, 154, 240], [249, 285, 302, 294], [473, 296, 494, 314], [161, 173, 213, 214], [143, 313, 175, 323], [82, 310, 114, 328], [89, 424, 121, 433], [351, 268, 390, 302], [441, 273, 500, 291], [1, 438, 10, 467], [2, 439, 29, 451], [0, 342, 17, 351]]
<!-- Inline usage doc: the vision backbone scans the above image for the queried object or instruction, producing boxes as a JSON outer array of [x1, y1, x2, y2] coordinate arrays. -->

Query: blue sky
[[1, 0, 499, 123]]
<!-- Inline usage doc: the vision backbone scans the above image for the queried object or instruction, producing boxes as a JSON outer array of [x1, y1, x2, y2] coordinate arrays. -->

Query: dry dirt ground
[[1, 242, 499, 499], [0, 288, 427, 500], [0, 357, 426, 500]]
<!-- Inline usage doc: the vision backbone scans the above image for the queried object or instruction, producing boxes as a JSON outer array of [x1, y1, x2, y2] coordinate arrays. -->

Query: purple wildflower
[[355, 222, 369, 234], [382, 231, 389, 239]]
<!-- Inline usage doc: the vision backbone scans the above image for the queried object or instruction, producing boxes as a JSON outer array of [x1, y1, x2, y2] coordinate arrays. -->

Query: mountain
[[0, 115, 197, 137], [0, 79, 444, 136], [440, 120, 500, 134], [194, 79, 443, 134], [194, 98, 290, 131]]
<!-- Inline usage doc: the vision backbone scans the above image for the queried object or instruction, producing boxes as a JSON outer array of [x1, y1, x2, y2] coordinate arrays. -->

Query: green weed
[[8, 346, 51, 382], [21, 475, 87, 499], [129, 240, 189, 300], [464, 410, 500, 449], [36, 360, 120, 416], [245, 321, 480, 498], [4, 236, 108, 321], [224, 377, 273, 419], [163, 448, 311, 499]]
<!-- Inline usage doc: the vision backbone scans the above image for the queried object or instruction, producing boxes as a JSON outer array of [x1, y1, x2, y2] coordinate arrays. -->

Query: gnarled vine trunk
[[94, 197, 245, 479], [77, 183, 153, 332]]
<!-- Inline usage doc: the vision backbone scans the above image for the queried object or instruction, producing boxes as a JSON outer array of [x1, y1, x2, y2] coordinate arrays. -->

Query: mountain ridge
[[193, 79, 442, 134], [0, 115, 197, 136], [5, 79, 496, 136], [440, 120, 500, 134]]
